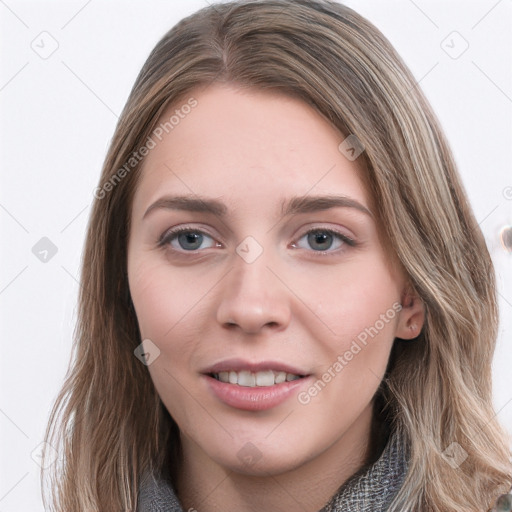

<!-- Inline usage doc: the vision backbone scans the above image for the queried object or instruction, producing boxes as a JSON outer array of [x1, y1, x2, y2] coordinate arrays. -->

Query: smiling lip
[[202, 358, 308, 375], [201, 358, 311, 411]]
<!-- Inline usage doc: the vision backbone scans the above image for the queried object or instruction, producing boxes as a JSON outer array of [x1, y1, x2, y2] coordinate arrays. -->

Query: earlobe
[[396, 286, 425, 341]]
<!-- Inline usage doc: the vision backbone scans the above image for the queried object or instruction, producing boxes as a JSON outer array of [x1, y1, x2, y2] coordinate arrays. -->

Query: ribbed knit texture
[[137, 427, 408, 512]]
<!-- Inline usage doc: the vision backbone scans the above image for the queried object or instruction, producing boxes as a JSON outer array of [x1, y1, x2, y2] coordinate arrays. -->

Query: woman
[[41, 1, 512, 510]]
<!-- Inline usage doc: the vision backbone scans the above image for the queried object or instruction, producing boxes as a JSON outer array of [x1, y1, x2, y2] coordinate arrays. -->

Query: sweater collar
[[137, 426, 408, 512], [320, 425, 408, 512]]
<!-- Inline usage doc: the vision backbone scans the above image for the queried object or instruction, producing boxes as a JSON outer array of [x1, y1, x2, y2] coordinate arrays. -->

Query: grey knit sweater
[[136, 427, 408, 512]]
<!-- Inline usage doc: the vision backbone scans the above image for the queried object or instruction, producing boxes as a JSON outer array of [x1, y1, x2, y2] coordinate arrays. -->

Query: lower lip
[[204, 375, 310, 411]]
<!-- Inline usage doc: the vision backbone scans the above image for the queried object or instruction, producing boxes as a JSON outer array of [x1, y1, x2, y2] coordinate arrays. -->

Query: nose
[[215, 247, 292, 335]]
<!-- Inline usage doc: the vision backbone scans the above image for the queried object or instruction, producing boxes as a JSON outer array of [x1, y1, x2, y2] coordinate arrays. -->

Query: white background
[[0, 0, 511, 509]]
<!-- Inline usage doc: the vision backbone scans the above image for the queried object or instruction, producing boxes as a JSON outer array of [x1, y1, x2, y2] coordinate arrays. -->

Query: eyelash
[[157, 225, 357, 257]]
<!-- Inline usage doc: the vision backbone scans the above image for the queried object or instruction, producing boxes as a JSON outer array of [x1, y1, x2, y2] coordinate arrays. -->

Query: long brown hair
[[41, 1, 512, 510]]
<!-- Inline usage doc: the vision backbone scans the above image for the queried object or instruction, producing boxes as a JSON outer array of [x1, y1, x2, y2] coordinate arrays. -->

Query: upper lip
[[202, 358, 309, 376]]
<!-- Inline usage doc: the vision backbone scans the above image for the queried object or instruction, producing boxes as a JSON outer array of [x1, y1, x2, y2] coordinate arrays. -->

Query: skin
[[127, 83, 425, 512]]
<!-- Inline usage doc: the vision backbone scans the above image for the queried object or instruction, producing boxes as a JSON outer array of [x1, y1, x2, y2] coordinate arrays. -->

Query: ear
[[395, 284, 425, 340]]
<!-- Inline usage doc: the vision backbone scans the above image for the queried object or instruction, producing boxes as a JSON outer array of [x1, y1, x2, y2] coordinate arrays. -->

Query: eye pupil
[[308, 231, 333, 251], [179, 232, 203, 250]]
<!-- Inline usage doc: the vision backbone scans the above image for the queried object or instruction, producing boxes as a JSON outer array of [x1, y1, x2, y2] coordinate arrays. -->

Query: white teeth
[[255, 370, 275, 386], [238, 370, 256, 387], [212, 370, 302, 387], [275, 371, 287, 384]]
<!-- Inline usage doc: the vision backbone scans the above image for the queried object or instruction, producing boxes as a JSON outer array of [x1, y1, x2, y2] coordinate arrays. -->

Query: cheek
[[128, 257, 212, 342], [295, 261, 400, 419], [128, 260, 207, 419], [295, 254, 401, 350]]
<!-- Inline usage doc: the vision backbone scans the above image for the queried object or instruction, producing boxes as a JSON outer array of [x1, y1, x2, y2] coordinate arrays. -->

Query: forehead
[[131, 83, 371, 217]]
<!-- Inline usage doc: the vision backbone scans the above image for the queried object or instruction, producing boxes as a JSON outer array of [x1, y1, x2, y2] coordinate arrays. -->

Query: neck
[[175, 404, 380, 512]]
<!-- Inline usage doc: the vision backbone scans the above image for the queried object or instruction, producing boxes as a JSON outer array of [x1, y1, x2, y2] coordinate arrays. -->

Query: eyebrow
[[142, 194, 373, 220]]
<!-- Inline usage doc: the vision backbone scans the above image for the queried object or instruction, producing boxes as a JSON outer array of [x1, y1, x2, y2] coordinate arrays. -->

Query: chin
[[198, 432, 319, 477], [216, 448, 310, 477]]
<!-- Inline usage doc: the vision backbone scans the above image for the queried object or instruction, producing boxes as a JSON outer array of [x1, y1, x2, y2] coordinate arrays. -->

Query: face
[[127, 83, 422, 478]]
